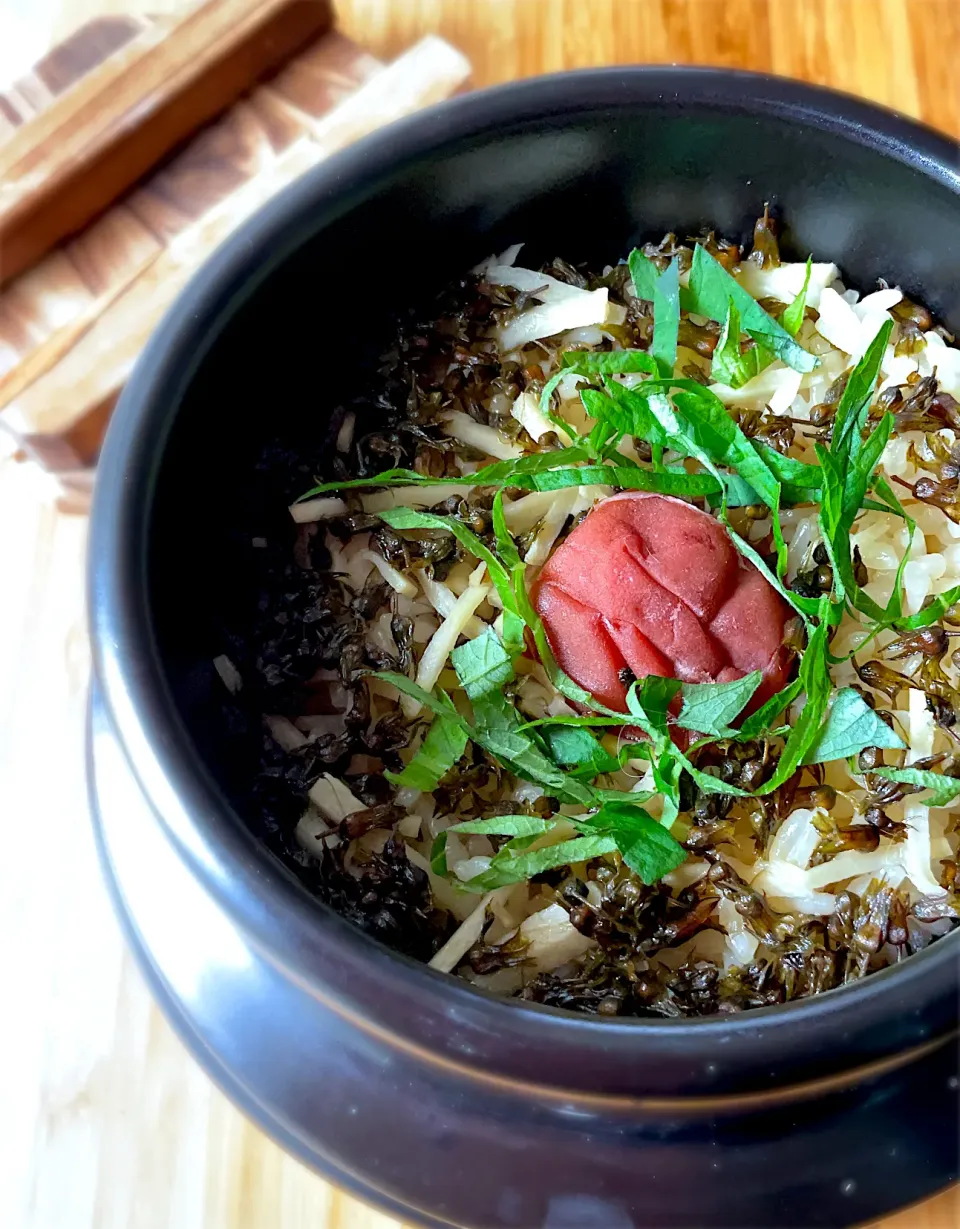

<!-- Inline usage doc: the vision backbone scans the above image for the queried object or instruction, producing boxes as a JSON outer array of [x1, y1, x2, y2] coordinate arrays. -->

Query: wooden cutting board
[[0, 0, 341, 288], [0, 1, 469, 507], [1, 3, 957, 1229]]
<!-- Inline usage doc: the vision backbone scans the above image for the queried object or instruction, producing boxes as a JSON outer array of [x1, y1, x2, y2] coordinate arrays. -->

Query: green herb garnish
[[711, 299, 769, 388], [463, 834, 620, 891], [872, 766, 960, 808], [450, 814, 553, 838], [802, 687, 905, 765], [894, 585, 960, 631], [541, 724, 621, 776], [683, 244, 818, 373], [754, 612, 832, 795], [627, 251, 681, 376], [335, 233, 945, 910], [781, 257, 812, 338], [384, 712, 468, 792], [675, 671, 764, 737]]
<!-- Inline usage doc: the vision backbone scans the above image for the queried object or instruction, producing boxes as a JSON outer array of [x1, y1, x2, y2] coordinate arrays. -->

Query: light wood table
[[1, 3, 958, 1227]]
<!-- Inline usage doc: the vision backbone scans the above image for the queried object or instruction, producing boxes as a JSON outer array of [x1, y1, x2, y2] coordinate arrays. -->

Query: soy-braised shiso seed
[[230, 211, 960, 1017]]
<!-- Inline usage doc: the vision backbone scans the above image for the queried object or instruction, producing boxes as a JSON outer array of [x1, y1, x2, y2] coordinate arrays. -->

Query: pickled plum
[[532, 492, 793, 715]]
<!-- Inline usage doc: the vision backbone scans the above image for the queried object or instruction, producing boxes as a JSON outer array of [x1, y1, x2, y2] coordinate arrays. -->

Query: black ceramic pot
[[88, 68, 960, 1229]]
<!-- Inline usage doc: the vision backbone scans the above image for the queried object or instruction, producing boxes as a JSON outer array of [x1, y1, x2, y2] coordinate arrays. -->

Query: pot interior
[[152, 91, 960, 797], [132, 79, 960, 1086]]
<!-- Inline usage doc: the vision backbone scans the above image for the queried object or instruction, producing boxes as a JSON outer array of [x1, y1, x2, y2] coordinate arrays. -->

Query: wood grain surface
[[0, 1, 337, 287], [0, 14, 377, 461], [0, 22, 467, 482], [1, 3, 958, 1228]]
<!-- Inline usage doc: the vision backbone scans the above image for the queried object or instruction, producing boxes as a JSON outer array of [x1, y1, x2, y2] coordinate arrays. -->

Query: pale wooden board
[[0, 448, 406, 1229], [0, 9, 475, 481], [2, 3, 959, 1229]]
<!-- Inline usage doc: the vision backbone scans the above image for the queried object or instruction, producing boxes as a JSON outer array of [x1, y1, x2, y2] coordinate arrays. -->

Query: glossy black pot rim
[[89, 66, 960, 1089]]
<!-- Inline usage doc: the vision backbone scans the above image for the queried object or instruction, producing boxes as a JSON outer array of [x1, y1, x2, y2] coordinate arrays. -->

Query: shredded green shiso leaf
[[292, 239, 960, 903], [228, 216, 960, 1014]]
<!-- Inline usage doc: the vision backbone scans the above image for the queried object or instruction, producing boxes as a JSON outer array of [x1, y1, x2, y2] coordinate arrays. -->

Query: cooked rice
[[220, 223, 960, 1016]]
